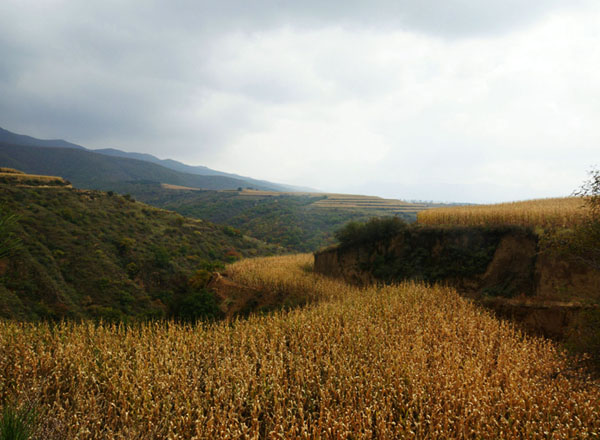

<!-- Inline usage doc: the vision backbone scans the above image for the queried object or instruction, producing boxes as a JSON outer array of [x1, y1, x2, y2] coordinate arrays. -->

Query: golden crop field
[[1, 255, 599, 439], [418, 197, 588, 228], [311, 194, 427, 214], [0, 167, 25, 174], [234, 189, 430, 215], [0, 172, 68, 186]]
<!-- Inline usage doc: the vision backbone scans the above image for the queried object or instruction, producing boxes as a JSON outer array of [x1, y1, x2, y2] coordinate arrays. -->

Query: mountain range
[[0, 126, 312, 192]]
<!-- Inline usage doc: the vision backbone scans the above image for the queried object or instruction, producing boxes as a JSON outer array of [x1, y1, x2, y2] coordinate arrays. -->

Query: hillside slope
[[114, 183, 422, 252], [0, 142, 285, 191], [0, 126, 86, 150], [0, 180, 280, 320], [95, 148, 313, 192], [0, 126, 310, 192]]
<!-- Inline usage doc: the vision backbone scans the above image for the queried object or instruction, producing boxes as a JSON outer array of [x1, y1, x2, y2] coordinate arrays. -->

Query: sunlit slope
[[0, 168, 69, 187], [1, 255, 598, 438], [418, 197, 586, 228]]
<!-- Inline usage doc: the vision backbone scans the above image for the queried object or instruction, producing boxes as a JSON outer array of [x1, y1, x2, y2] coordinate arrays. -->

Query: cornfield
[[1, 254, 599, 439], [418, 197, 588, 229], [0, 172, 68, 186]]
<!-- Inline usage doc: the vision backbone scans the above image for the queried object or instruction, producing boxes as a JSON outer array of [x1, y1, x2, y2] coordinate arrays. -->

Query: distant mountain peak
[[0, 125, 315, 192], [0, 126, 86, 150]]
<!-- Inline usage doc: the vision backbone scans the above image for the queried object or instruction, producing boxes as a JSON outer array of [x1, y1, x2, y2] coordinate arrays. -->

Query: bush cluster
[[334, 216, 407, 247]]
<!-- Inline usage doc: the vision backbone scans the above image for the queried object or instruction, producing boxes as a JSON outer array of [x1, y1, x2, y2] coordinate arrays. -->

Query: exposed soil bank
[[314, 226, 600, 338]]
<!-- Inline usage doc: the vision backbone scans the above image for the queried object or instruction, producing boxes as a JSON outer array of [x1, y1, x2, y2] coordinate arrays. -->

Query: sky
[[1, 0, 599, 203]]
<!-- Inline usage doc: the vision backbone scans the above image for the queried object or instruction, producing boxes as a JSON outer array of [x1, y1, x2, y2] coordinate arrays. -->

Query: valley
[[1, 254, 599, 438], [3, 1, 599, 436], [125, 183, 428, 252], [0, 130, 599, 439]]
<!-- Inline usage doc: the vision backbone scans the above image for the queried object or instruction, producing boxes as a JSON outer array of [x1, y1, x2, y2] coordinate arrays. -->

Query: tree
[[544, 168, 600, 366], [568, 168, 600, 270], [574, 167, 600, 219], [334, 217, 407, 248], [542, 168, 600, 271]]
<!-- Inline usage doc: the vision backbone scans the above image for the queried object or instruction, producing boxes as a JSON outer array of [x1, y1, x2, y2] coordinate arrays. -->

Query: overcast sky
[[1, 0, 599, 202]]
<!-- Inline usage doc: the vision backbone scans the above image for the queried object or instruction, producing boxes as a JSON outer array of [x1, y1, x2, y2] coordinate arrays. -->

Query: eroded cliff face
[[315, 227, 538, 296], [314, 226, 600, 338]]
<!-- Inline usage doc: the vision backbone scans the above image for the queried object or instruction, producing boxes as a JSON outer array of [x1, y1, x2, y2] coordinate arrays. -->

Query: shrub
[[334, 217, 407, 248], [225, 249, 242, 262], [173, 289, 222, 322], [126, 262, 139, 278], [152, 246, 170, 269], [197, 259, 225, 272], [542, 167, 600, 271], [117, 237, 135, 256], [222, 226, 242, 237], [188, 269, 212, 289], [565, 308, 600, 367], [574, 167, 600, 218]]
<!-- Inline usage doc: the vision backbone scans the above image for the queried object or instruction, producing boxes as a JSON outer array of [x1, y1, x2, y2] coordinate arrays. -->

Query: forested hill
[[0, 179, 280, 321]]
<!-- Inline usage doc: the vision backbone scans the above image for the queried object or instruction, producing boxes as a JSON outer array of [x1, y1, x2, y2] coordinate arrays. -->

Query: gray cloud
[[0, 0, 598, 202], [142, 0, 577, 37]]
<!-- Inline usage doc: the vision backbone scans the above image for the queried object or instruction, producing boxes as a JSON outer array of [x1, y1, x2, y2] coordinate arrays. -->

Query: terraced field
[[237, 189, 432, 215], [311, 193, 429, 215]]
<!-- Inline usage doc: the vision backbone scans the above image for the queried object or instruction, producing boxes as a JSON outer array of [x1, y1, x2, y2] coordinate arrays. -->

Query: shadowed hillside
[[0, 126, 311, 192], [0, 142, 285, 191]]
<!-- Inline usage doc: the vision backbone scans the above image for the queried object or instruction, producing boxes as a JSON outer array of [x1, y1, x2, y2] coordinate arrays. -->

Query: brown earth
[[314, 229, 600, 339], [207, 272, 264, 318]]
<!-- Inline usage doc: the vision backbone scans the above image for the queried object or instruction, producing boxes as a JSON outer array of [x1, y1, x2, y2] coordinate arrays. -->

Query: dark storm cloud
[[0, 0, 596, 203], [0, 0, 575, 147]]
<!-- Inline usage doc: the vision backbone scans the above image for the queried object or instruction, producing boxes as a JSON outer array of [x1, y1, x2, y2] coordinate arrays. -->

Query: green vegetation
[[171, 288, 223, 323], [566, 307, 600, 366], [0, 402, 37, 440], [0, 143, 424, 252], [543, 168, 600, 271], [0, 207, 21, 259], [576, 167, 600, 217], [540, 168, 600, 365], [334, 216, 408, 248], [111, 183, 417, 252], [0, 182, 280, 321], [334, 219, 534, 290]]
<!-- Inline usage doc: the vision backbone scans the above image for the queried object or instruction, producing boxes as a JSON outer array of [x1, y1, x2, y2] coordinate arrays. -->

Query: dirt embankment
[[314, 226, 600, 338]]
